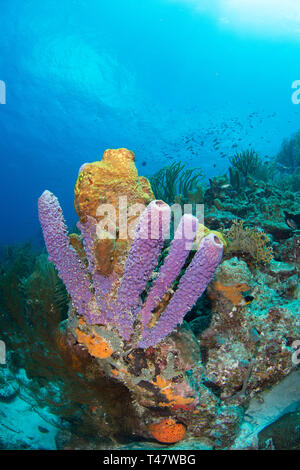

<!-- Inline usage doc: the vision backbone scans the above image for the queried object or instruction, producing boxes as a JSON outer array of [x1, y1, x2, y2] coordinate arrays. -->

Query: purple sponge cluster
[[38, 191, 223, 347]]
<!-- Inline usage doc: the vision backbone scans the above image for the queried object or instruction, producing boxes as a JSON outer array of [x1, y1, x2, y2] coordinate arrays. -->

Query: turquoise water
[[0, 0, 300, 243], [0, 0, 299, 452]]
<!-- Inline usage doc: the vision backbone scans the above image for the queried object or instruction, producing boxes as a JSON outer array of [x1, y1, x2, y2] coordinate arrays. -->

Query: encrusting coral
[[38, 148, 224, 444]]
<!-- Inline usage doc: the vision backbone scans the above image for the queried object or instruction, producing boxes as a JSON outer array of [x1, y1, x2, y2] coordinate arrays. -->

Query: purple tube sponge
[[140, 214, 199, 334], [139, 233, 223, 348], [114, 200, 171, 340], [77, 216, 113, 324], [38, 190, 93, 317], [38, 188, 223, 347], [77, 216, 97, 275]]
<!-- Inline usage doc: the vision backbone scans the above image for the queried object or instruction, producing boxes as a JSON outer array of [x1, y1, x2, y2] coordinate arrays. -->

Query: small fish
[[284, 211, 300, 230], [277, 163, 291, 171], [286, 219, 297, 230], [240, 295, 254, 306]]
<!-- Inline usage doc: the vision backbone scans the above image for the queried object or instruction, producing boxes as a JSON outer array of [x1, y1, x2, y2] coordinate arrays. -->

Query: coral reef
[[203, 257, 299, 401], [203, 167, 300, 244], [34, 147, 299, 449], [2, 146, 299, 450]]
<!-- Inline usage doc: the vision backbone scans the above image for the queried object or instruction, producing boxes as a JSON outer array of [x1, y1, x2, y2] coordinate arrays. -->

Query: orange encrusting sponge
[[75, 328, 113, 359], [153, 375, 195, 409], [212, 281, 249, 306], [149, 418, 186, 444]]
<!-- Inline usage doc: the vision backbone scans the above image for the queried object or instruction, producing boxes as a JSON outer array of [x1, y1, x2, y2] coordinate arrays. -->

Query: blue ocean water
[[0, 0, 299, 452], [0, 0, 300, 244]]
